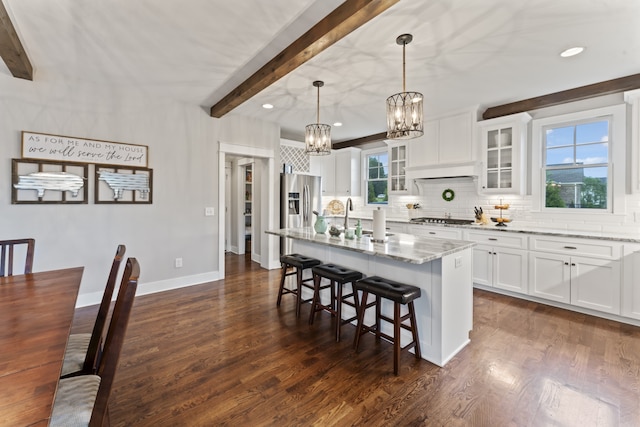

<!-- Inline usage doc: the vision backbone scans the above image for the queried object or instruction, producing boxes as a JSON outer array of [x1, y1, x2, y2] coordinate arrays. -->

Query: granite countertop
[[266, 227, 475, 265], [350, 216, 640, 244]]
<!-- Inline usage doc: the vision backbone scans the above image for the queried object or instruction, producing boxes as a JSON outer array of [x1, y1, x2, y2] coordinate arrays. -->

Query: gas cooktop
[[409, 217, 475, 225]]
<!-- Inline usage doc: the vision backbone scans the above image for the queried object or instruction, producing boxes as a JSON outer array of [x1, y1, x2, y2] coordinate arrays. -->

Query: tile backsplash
[[322, 176, 640, 235]]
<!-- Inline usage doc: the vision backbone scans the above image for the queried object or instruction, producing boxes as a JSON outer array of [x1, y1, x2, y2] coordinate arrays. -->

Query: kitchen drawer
[[529, 236, 621, 260], [465, 230, 527, 249], [408, 224, 462, 240]]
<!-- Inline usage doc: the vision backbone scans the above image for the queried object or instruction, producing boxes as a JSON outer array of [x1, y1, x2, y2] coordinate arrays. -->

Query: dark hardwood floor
[[69, 253, 640, 426]]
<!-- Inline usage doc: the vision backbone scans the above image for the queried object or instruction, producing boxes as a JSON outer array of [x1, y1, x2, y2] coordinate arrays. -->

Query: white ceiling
[[3, 0, 640, 142]]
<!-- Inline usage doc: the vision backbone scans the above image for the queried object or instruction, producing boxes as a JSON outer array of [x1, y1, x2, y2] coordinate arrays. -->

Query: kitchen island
[[266, 227, 476, 367]]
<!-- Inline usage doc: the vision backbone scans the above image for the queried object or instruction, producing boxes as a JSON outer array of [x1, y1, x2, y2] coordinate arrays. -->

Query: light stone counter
[[349, 216, 640, 243], [266, 227, 474, 265], [267, 227, 475, 367]]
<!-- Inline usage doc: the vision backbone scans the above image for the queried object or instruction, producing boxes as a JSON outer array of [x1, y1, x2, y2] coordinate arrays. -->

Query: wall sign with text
[[21, 131, 148, 167]]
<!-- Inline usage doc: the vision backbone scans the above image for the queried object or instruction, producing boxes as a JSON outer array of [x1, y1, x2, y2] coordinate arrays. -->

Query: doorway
[[218, 142, 279, 280]]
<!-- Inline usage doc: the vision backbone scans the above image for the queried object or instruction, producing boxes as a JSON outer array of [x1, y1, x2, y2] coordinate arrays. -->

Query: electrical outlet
[[175, 258, 183, 268], [205, 207, 215, 216], [455, 257, 462, 268]]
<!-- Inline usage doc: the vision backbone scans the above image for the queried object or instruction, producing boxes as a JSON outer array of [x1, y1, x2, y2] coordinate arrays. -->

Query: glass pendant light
[[386, 34, 423, 140], [305, 80, 331, 155]]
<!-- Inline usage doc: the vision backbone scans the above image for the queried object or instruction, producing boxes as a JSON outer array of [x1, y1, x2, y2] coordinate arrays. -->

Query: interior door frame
[[218, 142, 277, 279]]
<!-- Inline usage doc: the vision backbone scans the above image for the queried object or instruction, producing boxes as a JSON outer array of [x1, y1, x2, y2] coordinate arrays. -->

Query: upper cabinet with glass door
[[478, 112, 531, 194], [387, 141, 408, 193]]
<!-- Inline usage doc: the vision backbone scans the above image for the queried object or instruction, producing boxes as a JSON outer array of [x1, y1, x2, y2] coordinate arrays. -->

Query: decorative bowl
[[328, 225, 342, 237], [490, 217, 511, 223]]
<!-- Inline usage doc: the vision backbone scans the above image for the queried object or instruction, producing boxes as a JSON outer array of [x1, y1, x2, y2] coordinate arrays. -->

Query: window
[[365, 151, 388, 205], [531, 104, 625, 214], [543, 118, 610, 209]]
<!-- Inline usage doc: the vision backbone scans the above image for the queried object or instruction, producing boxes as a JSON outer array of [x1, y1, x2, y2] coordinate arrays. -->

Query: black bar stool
[[308, 263, 363, 342], [277, 254, 322, 317], [353, 276, 421, 375]]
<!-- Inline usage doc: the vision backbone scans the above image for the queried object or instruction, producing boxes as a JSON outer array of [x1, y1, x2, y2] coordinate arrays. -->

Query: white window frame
[[362, 147, 389, 206], [531, 104, 626, 215]]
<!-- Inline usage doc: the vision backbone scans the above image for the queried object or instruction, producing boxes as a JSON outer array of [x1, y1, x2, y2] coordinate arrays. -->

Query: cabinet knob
[[564, 262, 569, 265], [571, 263, 576, 267]]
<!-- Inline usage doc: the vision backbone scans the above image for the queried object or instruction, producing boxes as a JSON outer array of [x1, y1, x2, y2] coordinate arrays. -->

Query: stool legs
[[354, 293, 420, 375], [276, 263, 312, 318], [309, 275, 359, 342]]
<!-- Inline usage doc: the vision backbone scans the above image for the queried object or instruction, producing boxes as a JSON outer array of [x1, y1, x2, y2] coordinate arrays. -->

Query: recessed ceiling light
[[560, 47, 584, 58], [333, 122, 343, 127], [262, 103, 274, 109]]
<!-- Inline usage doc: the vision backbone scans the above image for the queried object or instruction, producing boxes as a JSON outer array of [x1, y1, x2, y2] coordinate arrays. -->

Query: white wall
[[0, 75, 279, 306]]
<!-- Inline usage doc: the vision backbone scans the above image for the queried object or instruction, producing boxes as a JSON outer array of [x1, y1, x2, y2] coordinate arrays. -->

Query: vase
[[314, 216, 328, 234]]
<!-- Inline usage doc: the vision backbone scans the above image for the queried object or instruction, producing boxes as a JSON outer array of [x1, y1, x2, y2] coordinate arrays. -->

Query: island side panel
[[291, 238, 473, 367]]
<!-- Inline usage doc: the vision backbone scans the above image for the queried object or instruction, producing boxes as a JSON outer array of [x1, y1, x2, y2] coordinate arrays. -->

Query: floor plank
[[69, 253, 640, 426]]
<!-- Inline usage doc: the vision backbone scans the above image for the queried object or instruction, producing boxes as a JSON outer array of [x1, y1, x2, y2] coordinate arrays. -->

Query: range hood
[[405, 161, 480, 180]]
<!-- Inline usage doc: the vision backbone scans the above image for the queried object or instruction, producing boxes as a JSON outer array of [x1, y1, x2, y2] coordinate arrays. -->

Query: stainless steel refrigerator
[[280, 172, 322, 255]]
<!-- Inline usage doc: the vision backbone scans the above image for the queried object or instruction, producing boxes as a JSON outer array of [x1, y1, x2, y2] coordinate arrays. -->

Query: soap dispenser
[[355, 219, 362, 238]]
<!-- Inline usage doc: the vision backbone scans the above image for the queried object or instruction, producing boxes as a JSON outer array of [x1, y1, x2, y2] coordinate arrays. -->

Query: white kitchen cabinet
[[387, 141, 408, 193], [408, 224, 462, 240], [621, 244, 640, 320], [387, 222, 407, 234], [465, 230, 528, 294], [624, 90, 640, 193], [528, 236, 622, 315], [407, 109, 477, 168], [477, 112, 531, 194], [312, 147, 361, 198]]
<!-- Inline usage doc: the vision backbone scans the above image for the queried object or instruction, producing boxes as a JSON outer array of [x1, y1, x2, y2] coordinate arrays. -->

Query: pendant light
[[386, 34, 423, 140], [305, 80, 331, 155]]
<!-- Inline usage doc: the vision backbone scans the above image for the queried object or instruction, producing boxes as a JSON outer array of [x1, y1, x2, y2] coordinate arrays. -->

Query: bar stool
[[277, 254, 322, 317], [353, 276, 421, 375], [308, 263, 363, 342]]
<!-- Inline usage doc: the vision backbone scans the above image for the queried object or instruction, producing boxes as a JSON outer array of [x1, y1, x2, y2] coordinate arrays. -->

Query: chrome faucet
[[344, 197, 353, 229]]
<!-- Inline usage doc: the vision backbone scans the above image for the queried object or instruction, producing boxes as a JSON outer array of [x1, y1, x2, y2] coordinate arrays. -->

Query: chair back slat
[[0, 239, 35, 277], [83, 244, 126, 374], [89, 257, 139, 427]]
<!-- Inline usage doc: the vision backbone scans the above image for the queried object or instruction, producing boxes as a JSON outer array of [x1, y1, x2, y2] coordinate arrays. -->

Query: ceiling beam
[[482, 73, 640, 120], [209, 0, 399, 118], [332, 131, 386, 149], [0, 0, 32, 80]]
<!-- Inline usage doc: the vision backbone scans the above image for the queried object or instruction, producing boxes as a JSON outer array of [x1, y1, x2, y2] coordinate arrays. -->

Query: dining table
[[0, 267, 84, 427]]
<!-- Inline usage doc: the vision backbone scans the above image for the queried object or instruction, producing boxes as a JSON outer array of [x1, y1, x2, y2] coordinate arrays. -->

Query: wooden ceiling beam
[[482, 73, 640, 120], [0, 0, 32, 80], [209, 0, 399, 118], [332, 131, 386, 149]]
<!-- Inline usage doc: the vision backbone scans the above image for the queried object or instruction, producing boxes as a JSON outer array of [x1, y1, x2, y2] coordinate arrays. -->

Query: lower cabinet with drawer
[[465, 230, 528, 294], [528, 236, 622, 315], [408, 224, 463, 240]]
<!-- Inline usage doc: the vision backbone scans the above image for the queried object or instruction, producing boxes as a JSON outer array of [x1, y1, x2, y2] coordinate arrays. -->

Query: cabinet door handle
[[564, 246, 577, 250], [429, 231, 436, 235], [564, 262, 569, 265], [488, 238, 498, 241], [571, 263, 576, 267]]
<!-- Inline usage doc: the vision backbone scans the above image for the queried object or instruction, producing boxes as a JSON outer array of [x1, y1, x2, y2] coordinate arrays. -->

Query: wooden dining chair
[[50, 257, 139, 427], [60, 245, 126, 378], [0, 238, 35, 276]]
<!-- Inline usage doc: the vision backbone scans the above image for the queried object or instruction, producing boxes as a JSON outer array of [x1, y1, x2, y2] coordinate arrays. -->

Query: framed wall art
[[12, 158, 89, 204], [94, 164, 153, 204]]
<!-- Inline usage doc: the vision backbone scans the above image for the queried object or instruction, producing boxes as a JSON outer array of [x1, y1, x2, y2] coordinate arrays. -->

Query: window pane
[[367, 180, 388, 204], [576, 121, 608, 144], [546, 126, 574, 147], [576, 143, 608, 165], [545, 167, 607, 209], [546, 146, 574, 166]]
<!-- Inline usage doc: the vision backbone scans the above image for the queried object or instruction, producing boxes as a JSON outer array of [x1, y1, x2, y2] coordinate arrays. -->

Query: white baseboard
[[74, 270, 221, 308]]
